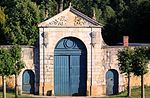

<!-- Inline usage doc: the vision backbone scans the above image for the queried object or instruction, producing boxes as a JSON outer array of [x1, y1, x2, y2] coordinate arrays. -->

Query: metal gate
[[54, 37, 87, 96], [106, 69, 118, 95], [22, 70, 35, 94]]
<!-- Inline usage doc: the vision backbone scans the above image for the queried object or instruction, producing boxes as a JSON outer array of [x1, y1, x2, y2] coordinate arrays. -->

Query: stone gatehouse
[[1, 6, 150, 96]]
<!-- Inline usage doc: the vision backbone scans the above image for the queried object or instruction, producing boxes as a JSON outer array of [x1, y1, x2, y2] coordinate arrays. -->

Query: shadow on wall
[[47, 90, 52, 96], [0, 86, 15, 93]]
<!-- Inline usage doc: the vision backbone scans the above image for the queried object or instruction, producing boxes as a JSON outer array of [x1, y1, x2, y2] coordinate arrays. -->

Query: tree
[[102, 0, 128, 45], [117, 47, 134, 97], [127, 0, 150, 43], [0, 0, 41, 45], [71, 0, 97, 18], [10, 45, 25, 98], [0, 48, 14, 98], [132, 46, 149, 98], [0, 6, 10, 44], [55, 0, 64, 13], [1, 0, 150, 45], [0, 6, 6, 25], [0, 45, 24, 98], [101, 0, 150, 45], [38, 0, 57, 19]]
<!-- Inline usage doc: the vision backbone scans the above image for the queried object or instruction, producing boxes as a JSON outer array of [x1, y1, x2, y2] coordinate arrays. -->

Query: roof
[[118, 43, 150, 46], [38, 6, 103, 28], [69, 7, 102, 26]]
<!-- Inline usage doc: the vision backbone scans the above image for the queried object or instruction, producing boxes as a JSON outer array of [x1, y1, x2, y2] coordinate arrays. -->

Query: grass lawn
[[0, 92, 32, 98], [0, 87, 150, 98], [103, 86, 150, 98]]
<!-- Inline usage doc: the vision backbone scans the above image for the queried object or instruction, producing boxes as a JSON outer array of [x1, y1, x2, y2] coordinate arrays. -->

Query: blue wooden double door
[[54, 37, 87, 96]]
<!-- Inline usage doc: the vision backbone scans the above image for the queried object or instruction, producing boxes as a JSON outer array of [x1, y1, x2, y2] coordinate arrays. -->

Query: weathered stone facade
[[38, 6, 104, 96], [1, 6, 150, 96]]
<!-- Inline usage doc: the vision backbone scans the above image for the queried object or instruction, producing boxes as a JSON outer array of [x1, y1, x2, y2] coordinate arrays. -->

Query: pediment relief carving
[[47, 15, 93, 27], [49, 16, 67, 26], [74, 16, 86, 26]]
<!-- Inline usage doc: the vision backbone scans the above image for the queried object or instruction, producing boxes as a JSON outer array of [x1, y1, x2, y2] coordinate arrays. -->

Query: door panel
[[106, 71, 114, 95], [54, 56, 70, 96], [23, 72, 31, 93], [70, 56, 80, 95]]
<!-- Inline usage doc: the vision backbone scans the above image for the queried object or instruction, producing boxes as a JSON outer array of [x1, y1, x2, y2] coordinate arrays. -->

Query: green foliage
[[0, 0, 41, 45], [102, 0, 150, 45], [102, 6, 116, 23], [0, 48, 14, 76], [10, 45, 25, 75], [132, 47, 149, 76], [10, 45, 21, 61], [0, 7, 6, 25], [117, 46, 150, 97], [0, 45, 25, 76], [0, 0, 150, 45], [38, 0, 57, 19], [71, 0, 93, 18], [0, 6, 10, 44], [93, 6, 102, 22], [118, 46, 150, 76], [14, 60, 25, 75], [117, 47, 134, 74]]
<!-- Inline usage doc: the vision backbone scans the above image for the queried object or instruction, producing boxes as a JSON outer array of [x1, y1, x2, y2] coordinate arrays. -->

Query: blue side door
[[22, 70, 34, 94], [106, 71, 114, 95], [106, 70, 119, 95]]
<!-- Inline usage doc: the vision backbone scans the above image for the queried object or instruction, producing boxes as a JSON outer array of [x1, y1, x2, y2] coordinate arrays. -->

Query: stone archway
[[54, 37, 87, 96]]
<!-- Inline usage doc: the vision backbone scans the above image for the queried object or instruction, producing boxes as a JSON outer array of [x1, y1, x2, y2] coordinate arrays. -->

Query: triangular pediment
[[38, 7, 102, 27]]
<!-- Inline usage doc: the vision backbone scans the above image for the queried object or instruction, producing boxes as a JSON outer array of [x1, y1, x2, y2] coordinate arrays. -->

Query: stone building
[[1, 6, 150, 96]]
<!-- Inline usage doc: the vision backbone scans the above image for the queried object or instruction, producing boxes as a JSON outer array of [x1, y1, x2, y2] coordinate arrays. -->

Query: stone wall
[[1, 44, 150, 96], [103, 46, 150, 93]]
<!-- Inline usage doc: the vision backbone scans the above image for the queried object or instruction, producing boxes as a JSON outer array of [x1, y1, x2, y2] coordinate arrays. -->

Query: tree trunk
[[59, 0, 64, 12], [15, 74, 18, 98], [127, 73, 131, 97], [57, 0, 64, 13], [44, 0, 48, 19], [2, 76, 6, 98], [141, 75, 145, 98]]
